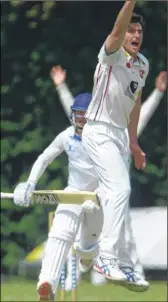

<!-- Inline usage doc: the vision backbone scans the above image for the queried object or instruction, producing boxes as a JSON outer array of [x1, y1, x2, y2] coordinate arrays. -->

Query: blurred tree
[[1, 0, 167, 272]]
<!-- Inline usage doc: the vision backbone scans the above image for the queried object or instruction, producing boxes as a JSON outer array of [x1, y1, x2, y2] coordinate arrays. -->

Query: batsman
[[13, 91, 105, 300]]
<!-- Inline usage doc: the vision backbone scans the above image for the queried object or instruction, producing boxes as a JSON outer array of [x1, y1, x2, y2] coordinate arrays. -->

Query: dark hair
[[131, 13, 145, 30]]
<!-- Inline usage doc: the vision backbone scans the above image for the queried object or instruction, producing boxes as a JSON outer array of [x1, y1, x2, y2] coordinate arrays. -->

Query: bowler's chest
[[112, 58, 146, 101]]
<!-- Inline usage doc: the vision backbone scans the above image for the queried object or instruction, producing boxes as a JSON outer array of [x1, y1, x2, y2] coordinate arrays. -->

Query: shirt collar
[[73, 134, 81, 141], [124, 50, 141, 66]]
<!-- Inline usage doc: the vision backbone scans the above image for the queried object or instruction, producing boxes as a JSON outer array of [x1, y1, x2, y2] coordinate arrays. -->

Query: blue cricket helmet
[[71, 93, 92, 111]]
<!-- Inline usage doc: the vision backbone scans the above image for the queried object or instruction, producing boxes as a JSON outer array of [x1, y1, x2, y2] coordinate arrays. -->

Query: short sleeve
[[98, 43, 122, 66]]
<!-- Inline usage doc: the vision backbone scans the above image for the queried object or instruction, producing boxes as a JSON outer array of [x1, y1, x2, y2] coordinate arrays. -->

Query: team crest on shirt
[[68, 144, 73, 151], [67, 140, 75, 152], [130, 81, 138, 94], [125, 81, 139, 101]]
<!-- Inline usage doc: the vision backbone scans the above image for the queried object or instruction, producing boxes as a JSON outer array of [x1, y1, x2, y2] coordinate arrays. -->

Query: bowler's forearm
[[106, 1, 136, 53], [128, 95, 141, 143], [113, 1, 136, 36]]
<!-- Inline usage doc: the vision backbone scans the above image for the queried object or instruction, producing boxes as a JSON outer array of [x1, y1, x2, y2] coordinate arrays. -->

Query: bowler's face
[[123, 23, 143, 58]]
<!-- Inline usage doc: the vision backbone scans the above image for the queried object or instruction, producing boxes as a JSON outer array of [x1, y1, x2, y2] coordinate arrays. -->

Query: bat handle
[[0, 192, 14, 199]]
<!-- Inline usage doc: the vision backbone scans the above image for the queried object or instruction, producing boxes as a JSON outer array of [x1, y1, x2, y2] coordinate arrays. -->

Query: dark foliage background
[[1, 1, 167, 273]]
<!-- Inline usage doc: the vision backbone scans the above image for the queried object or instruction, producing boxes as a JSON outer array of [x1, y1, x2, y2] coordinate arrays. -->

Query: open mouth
[[131, 41, 139, 48]]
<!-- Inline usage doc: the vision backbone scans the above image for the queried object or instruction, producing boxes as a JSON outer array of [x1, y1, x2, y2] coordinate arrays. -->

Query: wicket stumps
[[71, 247, 77, 301], [48, 211, 77, 301]]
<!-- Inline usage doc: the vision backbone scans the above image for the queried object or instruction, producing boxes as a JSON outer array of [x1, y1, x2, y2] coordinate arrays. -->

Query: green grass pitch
[[1, 277, 167, 301]]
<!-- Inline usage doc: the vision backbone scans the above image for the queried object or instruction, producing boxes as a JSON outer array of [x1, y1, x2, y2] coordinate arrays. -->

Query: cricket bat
[[1, 190, 100, 206]]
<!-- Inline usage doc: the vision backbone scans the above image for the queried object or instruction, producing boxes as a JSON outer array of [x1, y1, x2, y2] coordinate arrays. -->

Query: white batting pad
[[49, 204, 83, 244], [38, 238, 71, 294]]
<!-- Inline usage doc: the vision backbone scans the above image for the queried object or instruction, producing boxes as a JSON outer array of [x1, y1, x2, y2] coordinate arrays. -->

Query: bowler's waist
[[86, 120, 126, 132]]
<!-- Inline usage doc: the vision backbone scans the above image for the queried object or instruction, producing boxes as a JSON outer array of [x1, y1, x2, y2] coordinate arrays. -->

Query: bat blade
[[31, 190, 99, 206]]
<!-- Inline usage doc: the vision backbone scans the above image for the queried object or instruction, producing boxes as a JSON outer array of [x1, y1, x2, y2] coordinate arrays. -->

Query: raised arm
[[105, 1, 136, 54], [50, 66, 74, 118], [138, 71, 167, 136]]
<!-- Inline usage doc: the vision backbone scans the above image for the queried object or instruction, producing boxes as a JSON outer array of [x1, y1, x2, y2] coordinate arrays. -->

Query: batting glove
[[82, 199, 99, 213], [13, 181, 35, 207]]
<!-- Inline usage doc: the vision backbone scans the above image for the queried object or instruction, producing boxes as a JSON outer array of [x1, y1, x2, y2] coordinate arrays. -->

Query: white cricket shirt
[[28, 126, 98, 191], [86, 44, 149, 129]]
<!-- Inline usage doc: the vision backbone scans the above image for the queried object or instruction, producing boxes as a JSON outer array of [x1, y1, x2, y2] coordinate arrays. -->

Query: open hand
[[130, 142, 146, 170], [155, 71, 167, 93], [50, 65, 66, 87]]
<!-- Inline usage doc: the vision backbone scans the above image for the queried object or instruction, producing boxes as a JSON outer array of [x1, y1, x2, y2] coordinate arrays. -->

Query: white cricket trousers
[[38, 186, 103, 295], [82, 121, 133, 266], [120, 204, 144, 274]]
